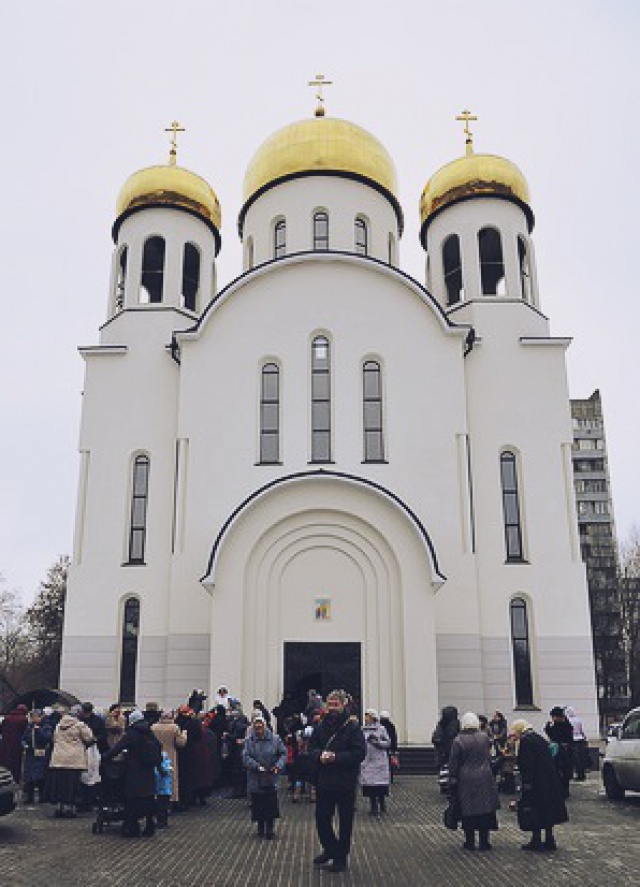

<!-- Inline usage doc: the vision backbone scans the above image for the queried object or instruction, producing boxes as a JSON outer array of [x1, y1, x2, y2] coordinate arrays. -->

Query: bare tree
[[0, 575, 29, 710], [25, 555, 68, 689], [619, 526, 640, 707]]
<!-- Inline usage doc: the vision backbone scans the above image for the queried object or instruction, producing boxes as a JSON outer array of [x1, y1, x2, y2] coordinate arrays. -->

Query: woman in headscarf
[[360, 709, 391, 815], [243, 712, 287, 839], [511, 719, 568, 851], [448, 711, 500, 851], [151, 709, 187, 809], [431, 706, 460, 769], [48, 704, 95, 818]]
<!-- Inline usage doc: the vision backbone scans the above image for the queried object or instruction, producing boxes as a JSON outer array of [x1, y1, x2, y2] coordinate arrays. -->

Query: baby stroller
[[92, 758, 126, 834]]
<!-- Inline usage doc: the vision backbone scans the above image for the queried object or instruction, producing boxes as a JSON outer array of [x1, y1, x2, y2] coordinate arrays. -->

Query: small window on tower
[[181, 243, 200, 311], [274, 220, 286, 259], [313, 211, 329, 251], [115, 246, 128, 311], [354, 218, 368, 256], [478, 227, 506, 296], [140, 236, 166, 304], [246, 237, 254, 270], [518, 236, 532, 302], [442, 234, 463, 305]]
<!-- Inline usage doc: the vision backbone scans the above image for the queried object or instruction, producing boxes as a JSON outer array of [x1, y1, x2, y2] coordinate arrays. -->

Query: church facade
[[59, 105, 600, 742]]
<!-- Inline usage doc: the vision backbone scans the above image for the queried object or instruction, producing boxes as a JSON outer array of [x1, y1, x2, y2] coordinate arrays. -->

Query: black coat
[[517, 730, 568, 829], [103, 721, 161, 799], [309, 714, 366, 792]]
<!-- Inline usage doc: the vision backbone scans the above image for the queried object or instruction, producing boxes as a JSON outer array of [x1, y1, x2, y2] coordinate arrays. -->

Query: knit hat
[[460, 711, 480, 731], [128, 709, 144, 725], [365, 708, 379, 721], [510, 719, 533, 737], [380, 710, 391, 720], [252, 712, 266, 724]]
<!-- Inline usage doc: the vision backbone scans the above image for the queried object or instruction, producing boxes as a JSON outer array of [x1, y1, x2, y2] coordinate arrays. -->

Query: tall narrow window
[[388, 232, 395, 265], [260, 363, 280, 463], [354, 218, 368, 256], [478, 227, 505, 295], [500, 451, 524, 561], [115, 246, 128, 311], [311, 336, 331, 461], [119, 597, 140, 704], [442, 234, 463, 305], [128, 455, 150, 563], [510, 597, 534, 706], [181, 242, 200, 311], [313, 212, 329, 251], [274, 220, 286, 259], [246, 237, 254, 270], [518, 236, 532, 301], [140, 236, 165, 303], [363, 361, 384, 461]]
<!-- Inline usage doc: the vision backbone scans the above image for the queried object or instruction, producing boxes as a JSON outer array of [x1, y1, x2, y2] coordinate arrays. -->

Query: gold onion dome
[[239, 116, 403, 236], [113, 164, 222, 244], [419, 152, 533, 242]]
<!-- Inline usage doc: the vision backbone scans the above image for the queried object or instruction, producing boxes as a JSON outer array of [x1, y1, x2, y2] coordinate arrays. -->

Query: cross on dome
[[456, 109, 478, 156], [164, 120, 185, 166], [308, 73, 333, 117]]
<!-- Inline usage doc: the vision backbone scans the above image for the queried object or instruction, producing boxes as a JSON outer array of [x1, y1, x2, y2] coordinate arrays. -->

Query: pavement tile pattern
[[0, 775, 638, 886]]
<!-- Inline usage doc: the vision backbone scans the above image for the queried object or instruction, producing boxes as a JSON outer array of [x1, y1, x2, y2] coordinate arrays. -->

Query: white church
[[59, 92, 599, 742]]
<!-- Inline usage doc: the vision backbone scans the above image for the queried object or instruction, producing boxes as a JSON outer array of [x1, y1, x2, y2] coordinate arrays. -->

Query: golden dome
[[114, 164, 221, 238], [420, 152, 532, 238], [239, 116, 402, 235]]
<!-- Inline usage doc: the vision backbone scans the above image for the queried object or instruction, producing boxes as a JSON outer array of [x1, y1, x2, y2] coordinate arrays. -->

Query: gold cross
[[164, 120, 185, 166], [456, 109, 478, 155], [308, 73, 333, 117]]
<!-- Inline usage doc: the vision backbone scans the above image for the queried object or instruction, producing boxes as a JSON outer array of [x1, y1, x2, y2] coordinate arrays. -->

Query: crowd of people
[[0, 690, 590, 872], [433, 703, 590, 853]]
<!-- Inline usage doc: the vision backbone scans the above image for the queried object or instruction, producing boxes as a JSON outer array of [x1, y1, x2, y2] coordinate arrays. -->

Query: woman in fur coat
[[360, 709, 391, 815]]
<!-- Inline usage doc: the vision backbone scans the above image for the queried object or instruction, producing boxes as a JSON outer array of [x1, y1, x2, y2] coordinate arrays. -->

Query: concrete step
[[396, 745, 439, 775]]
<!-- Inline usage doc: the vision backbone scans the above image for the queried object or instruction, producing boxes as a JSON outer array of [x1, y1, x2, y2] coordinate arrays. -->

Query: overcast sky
[[1, 1, 638, 602]]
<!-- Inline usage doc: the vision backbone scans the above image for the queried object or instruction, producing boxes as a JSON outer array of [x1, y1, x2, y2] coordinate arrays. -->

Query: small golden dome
[[239, 116, 402, 235], [420, 153, 532, 239], [114, 164, 221, 237]]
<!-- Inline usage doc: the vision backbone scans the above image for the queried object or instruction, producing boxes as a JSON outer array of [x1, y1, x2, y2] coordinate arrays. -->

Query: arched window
[[354, 218, 368, 256], [311, 336, 331, 461], [363, 361, 384, 461], [478, 227, 505, 295], [500, 451, 524, 561], [510, 597, 534, 706], [128, 455, 150, 564], [140, 236, 165, 303], [181, 243, 200, 311], [115, 246, 127, 311], [313, 211, 329, 251], [119, 597, 140, 704], [518, 236, 532, 302], [388, 232, 396, 265], [274, 220, 286, 259], [246, 237, 254, 270], [442, 234, 463, 305], [260, 363, 280, 463]]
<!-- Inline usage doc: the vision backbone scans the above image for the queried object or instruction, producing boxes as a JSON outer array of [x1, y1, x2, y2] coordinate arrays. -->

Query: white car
[[602, 706, 640, 800]]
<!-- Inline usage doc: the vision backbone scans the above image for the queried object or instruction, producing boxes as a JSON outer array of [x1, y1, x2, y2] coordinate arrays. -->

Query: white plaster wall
[[241, 177, 400, 267]]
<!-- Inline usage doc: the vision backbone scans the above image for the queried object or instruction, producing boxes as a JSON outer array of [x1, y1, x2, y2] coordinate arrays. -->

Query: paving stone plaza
[[0, 773, 638, 886]]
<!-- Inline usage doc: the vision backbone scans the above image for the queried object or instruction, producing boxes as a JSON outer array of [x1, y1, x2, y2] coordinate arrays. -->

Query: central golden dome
[[240, 116, 401, 234]]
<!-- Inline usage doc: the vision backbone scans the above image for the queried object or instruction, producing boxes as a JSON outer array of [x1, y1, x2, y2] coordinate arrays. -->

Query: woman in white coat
[[360, 709, 391, 815]]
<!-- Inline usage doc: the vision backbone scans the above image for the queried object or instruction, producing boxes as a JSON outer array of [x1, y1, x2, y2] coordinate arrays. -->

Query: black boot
[[463, 829, 475, 851], [379, 796, 387, 814], [522, 829, 543, 851], [370, 797, 380, 816], [257, 821, 265, 838], [478, 829, 492, 851], [265, 819, 275, 839]]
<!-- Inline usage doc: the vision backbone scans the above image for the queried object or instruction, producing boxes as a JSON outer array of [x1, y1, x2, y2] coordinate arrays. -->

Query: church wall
[[241, 177, 398, 267]]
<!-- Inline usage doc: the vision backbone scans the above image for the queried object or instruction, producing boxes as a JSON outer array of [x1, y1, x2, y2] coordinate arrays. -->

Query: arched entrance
[[204, 473, 442, 743]]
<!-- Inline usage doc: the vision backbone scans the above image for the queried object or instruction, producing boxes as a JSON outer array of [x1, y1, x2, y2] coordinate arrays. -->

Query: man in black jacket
[[309, 689, 366, 873]]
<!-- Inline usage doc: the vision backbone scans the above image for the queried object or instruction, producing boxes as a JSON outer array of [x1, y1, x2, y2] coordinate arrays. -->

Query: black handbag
[[516, 798, 539, 831], [443, 795, 461, 830]]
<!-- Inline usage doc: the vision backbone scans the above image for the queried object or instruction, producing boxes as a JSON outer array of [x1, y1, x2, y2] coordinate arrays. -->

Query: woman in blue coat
[[243, 713, 287, 839], [21, 710, 53, 803]]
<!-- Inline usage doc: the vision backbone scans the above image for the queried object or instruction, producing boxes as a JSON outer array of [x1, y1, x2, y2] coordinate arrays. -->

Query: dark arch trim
[[201, 468, 445, 585]]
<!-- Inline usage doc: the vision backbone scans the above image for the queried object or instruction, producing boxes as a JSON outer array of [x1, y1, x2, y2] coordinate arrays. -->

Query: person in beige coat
[[151, 711, 187, 806], [48, 705, 95, 818]]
